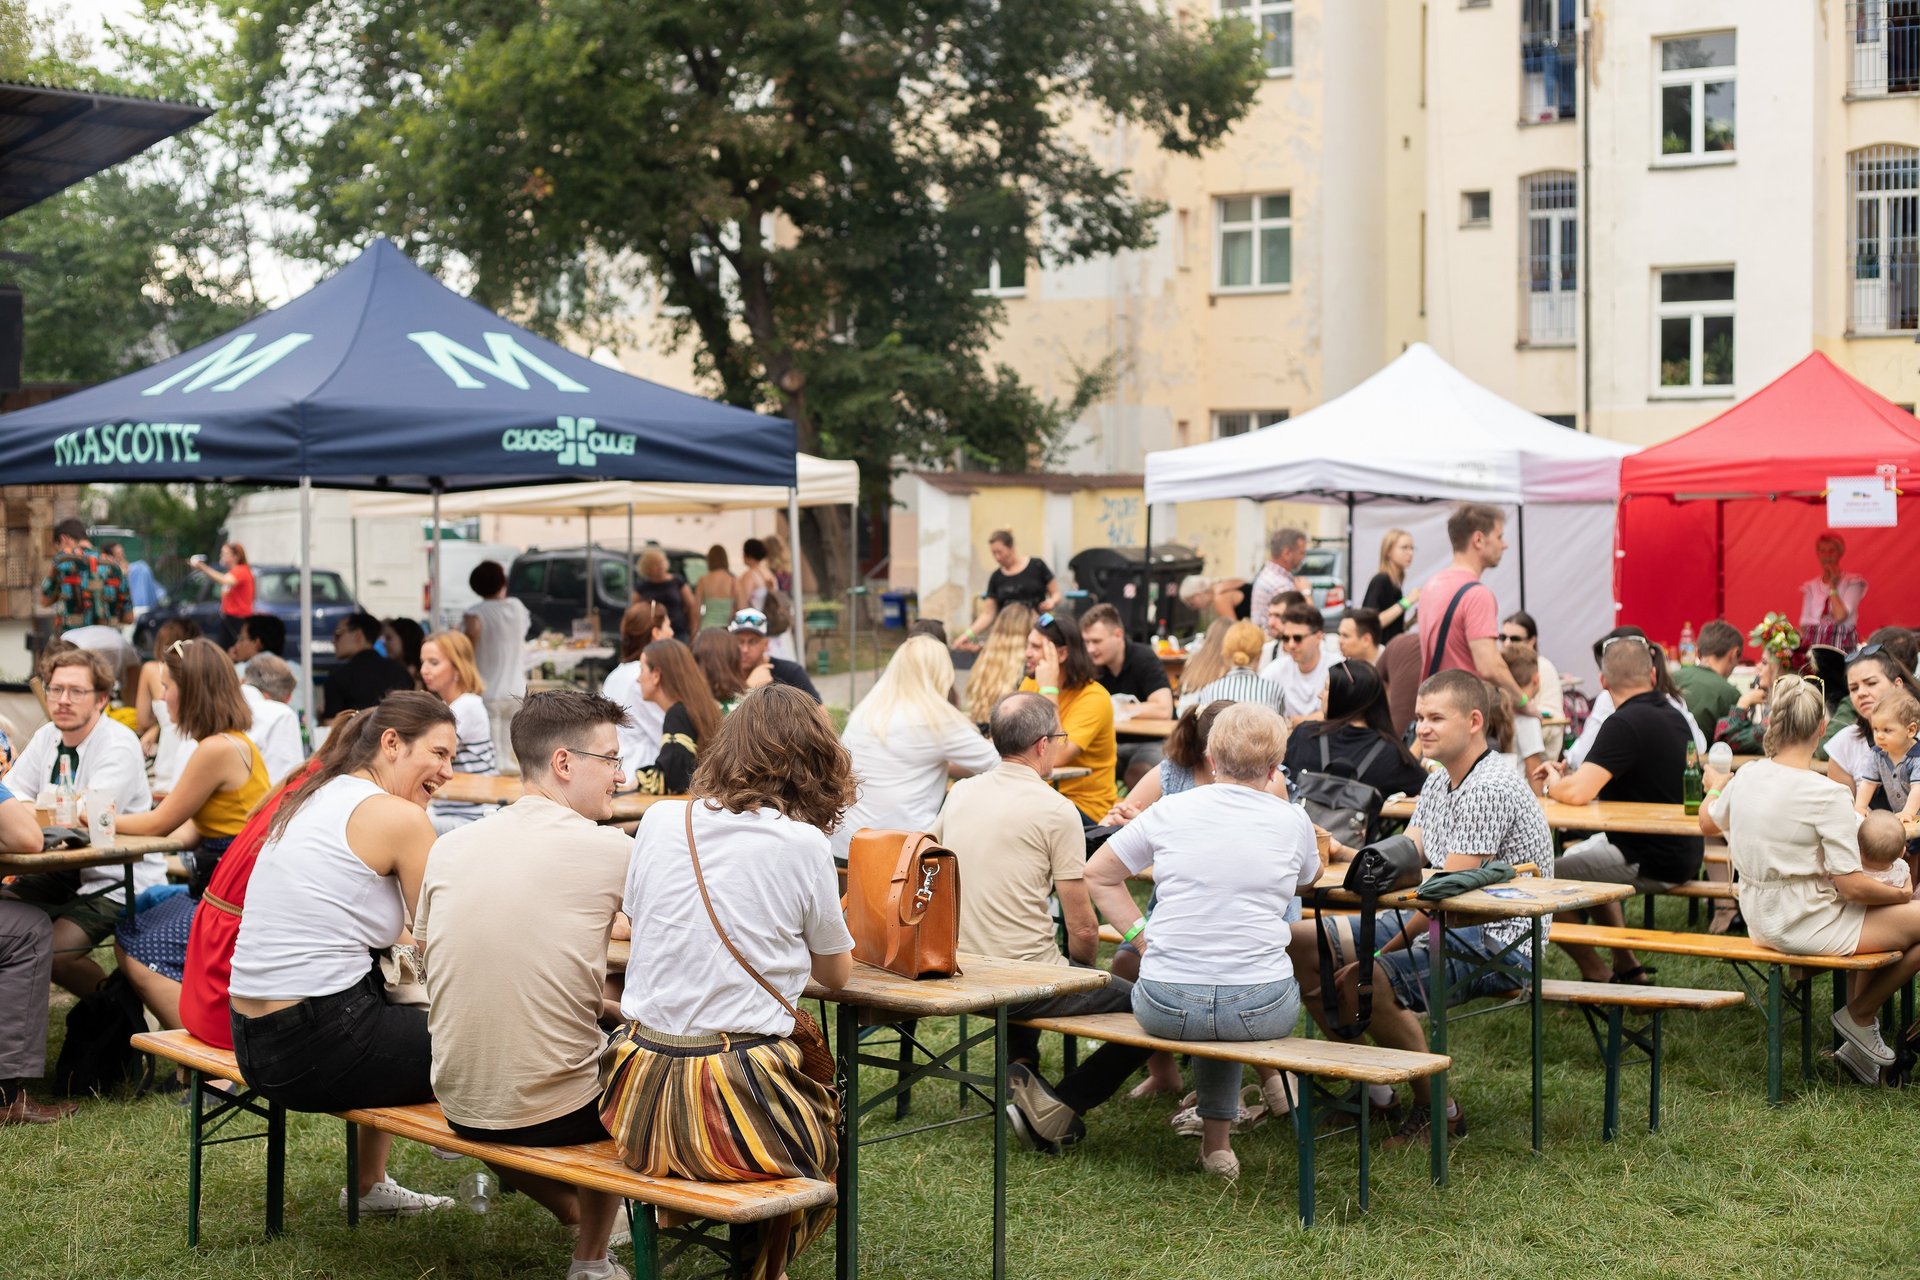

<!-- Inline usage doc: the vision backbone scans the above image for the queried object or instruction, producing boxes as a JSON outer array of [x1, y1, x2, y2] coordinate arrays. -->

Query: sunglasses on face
[[1280, 631, 1312, 646], [1498, 633, 1529, 644]]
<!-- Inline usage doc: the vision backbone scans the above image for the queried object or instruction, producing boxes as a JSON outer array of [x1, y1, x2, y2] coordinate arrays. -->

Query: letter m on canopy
[[142, 333, 315, 396], [407, 331, 589, 393]]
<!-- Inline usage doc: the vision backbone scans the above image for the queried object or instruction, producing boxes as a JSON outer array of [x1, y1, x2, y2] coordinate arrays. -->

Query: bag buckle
[[914, 860, 939, 909]]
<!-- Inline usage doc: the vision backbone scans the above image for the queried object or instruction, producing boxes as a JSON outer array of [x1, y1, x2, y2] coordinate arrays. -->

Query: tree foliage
[[221, 0, 1261, 507], [1, 3, 268, 384]]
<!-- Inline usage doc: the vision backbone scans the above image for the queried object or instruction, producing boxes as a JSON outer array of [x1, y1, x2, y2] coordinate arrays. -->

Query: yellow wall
[[1071, 488, 1146, 552], [968, 488, 1046, 554]]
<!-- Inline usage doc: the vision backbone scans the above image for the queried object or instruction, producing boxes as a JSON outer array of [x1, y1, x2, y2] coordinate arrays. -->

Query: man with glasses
[[1259, 601, 1337, 726], [1532, 634, 1703, 985], [2, 650, 156, 996], [1257, 590, 1307, 669], [416, 690, 633, 1280], [933, 692, 1151, 1154], [320, 612, 413, 722]]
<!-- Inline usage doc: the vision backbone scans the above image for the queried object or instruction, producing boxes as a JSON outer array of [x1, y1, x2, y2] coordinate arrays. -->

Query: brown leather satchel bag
[[843, 829, 963, 980], [683, 803, 836, 1085]]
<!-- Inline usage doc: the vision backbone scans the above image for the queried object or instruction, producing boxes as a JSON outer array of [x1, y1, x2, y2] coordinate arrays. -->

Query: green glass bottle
[[1682, 741, 1704, 816]]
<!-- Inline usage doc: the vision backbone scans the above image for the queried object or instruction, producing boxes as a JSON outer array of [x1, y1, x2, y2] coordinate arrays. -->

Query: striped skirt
[[598, 1022, 839, 1280]]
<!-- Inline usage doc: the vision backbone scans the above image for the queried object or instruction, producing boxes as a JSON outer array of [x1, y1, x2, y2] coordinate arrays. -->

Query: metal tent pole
[[787, 487, 805, 660], [1517, 504, 1528, 610], [298, 477, 314, 731], [848, 498, 859, 703], [1344, 492, 1357, 600], [430, 485, 442, 629], [1141, 504, 1153, 638], [626, 502, 635, 587], [585, 509, 596, 641]]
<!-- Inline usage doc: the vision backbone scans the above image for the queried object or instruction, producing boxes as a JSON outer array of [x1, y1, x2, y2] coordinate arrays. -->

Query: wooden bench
[[130, 1030, 835, 1278], [1012, 1011, 1449, 1225], [1549, 923, 1903, 1104], [1639, 879, 1738, 929], [1531, 979, 1744, 1138]]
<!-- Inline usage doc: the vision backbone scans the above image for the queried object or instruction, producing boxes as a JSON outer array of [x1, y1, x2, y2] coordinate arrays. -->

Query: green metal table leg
[[1766, 968, 1783, 1106], [1427, 912, 1450, 1186], [1601, 1006, 1623, 1142], [1529, 917, 1543, 1153], [1356, 1081, 1369, 1214], [345, 1120, 360, 1226], [957, 1013, 968, 1112], [895, 1019, 915, 1121], [1649, 1011, 1664, 1133], [1800, 976, 1814, 1079], [187, 1069, 204, 1247], [1062, 1031, 1078, 1075], [628, 1201, 660, 1280], [1295, 1077, 1315, 1227], [1833, 970, 1847, 1053], [992, 1004, 1008, 1280], [121, 863, 135, 923], [1641, 893, 1654, 929], [835, 1001, 860, 1280], [265, 1097, 285, 1237]]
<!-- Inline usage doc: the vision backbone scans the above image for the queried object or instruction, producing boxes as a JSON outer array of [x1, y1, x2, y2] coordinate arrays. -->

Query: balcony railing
[[1848, 0, 1920, 97]]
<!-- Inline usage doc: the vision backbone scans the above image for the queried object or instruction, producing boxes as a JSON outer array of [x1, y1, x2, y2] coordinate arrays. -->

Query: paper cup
[[85, 790, 116, 847]]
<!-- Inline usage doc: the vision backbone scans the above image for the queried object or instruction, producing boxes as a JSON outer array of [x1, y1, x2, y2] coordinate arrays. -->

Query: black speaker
[[0, 285, 21, 392]]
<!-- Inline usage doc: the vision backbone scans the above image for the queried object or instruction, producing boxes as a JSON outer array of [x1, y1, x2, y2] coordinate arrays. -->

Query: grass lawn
[[5, 896, 1915, 1280]]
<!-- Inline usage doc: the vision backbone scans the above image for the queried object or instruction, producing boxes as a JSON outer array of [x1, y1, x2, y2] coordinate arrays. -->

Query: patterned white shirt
[[1408, 748, 1554, 957]]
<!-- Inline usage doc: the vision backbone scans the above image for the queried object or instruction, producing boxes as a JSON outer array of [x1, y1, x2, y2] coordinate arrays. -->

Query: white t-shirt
[[240, 684, 304, 785], [1105, 784, 1318, 986], [602, 660, 666, 777], [835, 708, 1000, 861], [152, 700, 193, 793], [1260, 643, 1337, 720], [61, 626, 139, 693], [621, 800, 854, 1037], [4, 716, 159, 897], [1825, 725, 1876, 782], [1513, 713, 1544, 764], [464, 596, 531, 702]]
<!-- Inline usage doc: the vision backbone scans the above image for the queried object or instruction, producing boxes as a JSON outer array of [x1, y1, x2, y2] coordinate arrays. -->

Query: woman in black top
[[1359, 527, 1420, 643], [628, 638, 722, 794], [1283, 659, 1428, 849], [956, 529, 1060, 651]]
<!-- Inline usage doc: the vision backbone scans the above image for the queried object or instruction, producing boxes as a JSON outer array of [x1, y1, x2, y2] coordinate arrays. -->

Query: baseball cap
[[729, 608, 769, 635]]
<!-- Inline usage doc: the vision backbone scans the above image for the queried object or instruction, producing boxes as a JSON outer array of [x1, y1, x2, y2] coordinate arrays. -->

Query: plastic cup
[[86, 791, 116, 847], [1706, 743, 1734, 774], [459, 1170, 492, 1213]]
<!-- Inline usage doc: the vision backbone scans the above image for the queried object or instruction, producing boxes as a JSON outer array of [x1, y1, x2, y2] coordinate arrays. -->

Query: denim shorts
[[1323, 909, 1527, 1016], [231, 970, 433, 1113]]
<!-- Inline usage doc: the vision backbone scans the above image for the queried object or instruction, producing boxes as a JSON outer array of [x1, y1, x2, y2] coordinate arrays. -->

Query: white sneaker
[[1831, 1008, 1895, 1066], [566, 1258, 631, 1280], [340, 1177, 455, 1217], [1833, 1040, 1885, 1086]]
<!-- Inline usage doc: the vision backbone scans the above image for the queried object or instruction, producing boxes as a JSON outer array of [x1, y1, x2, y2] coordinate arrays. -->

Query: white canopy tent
[[1143, 343, 1637, 686], [354, 453, 860, 659]]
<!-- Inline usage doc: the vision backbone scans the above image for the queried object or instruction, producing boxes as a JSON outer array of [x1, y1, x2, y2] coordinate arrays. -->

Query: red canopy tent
[[1615, 352, 1920, 650]]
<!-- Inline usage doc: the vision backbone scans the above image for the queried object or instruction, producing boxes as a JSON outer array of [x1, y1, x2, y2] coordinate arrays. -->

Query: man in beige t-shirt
[[417, 690, 632, 1280], [930, 693, 1149, 1154]]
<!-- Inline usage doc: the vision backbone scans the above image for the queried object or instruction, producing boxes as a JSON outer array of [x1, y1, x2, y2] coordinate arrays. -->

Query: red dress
[[178, 761, 316, 1048]]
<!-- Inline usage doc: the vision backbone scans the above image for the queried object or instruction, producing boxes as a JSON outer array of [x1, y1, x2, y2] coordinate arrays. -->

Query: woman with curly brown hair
[[600, 685, 854, 1280]]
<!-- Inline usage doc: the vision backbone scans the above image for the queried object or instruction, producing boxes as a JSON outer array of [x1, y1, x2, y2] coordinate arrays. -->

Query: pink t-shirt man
[[1418, 567, 1497, 678]]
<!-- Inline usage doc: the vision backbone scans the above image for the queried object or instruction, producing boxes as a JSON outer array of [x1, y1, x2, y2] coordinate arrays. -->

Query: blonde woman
[[1360, 528, 1419, 642], [962, 603, 1035, 727], [836, 636, 999, 862], [1173, 619, 1232, 705], [1177, 621, 1279, 714], [420, 630, 497, 833]]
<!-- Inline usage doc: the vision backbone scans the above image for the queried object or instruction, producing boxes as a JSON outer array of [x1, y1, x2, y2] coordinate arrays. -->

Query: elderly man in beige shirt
[[417, 689, 634, 1280]]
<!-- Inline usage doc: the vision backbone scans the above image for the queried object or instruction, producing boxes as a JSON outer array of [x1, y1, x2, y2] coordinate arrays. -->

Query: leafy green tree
[[222, 0, 1260, 585]]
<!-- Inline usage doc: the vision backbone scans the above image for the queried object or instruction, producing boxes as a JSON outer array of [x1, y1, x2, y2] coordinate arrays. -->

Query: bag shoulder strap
[[1352, 737, 1389, 779], [1424, 580, 1486, 679], [684, 801, 805, 1024], [1317, 735, 1332, 770]]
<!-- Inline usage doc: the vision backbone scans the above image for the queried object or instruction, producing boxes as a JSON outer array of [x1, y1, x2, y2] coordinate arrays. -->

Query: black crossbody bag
[[1313, 834, 1424, 1036]]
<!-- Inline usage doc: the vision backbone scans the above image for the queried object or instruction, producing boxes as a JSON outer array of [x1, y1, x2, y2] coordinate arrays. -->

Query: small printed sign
[[1828, 475, 1898, 528]]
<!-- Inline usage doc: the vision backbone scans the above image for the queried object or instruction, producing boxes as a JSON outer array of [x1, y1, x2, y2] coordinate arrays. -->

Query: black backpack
[[53, 970, 147, 1098], [1293, 735, 1389, 850]]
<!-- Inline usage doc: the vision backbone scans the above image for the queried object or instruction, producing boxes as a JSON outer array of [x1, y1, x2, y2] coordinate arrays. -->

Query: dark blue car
[[132, 565, 362, 673]]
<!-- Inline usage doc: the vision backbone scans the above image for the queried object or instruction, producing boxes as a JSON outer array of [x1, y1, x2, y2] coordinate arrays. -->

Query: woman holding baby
[[1700, 673, 1920, 1084]]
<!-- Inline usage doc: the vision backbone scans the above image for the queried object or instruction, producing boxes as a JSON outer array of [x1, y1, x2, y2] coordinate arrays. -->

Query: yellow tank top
[[195, 733, 271, 839]]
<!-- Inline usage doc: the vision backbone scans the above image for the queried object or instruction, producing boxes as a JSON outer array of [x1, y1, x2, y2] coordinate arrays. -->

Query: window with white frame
[[1846, 1, 1920, 97], [1461, 191, 1492, 227], [1654, 269, 1734, 394], [1220, 0, 1293, 75], [1657, 33, 1736, 160], [1215, 194, 1291, 292], [1520, 172, 1577, 344], [1849, 145, 1919, 333], [1213, 409, 1289, 439], [973, 255, 1028, 297]]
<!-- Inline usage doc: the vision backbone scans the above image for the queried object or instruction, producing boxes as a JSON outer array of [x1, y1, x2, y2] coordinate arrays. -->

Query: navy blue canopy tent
[[0, 238, 801, 709]]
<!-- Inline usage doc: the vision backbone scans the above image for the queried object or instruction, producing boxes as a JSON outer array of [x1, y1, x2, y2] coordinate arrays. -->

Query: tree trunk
[[799, 503, 850, 604]]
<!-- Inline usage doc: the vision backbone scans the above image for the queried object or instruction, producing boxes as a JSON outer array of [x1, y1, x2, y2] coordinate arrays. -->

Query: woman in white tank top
[[228, 693, 458, 1219]]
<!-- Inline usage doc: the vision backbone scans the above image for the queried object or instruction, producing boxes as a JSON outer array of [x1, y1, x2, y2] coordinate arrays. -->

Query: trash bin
[[1067, 545, 1204, 640], [880, 591, 918, 629]]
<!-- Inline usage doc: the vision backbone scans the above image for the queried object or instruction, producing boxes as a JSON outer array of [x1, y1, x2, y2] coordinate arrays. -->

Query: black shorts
[[448, 1099, 610, 1147], [231, 971, 433, 1112]]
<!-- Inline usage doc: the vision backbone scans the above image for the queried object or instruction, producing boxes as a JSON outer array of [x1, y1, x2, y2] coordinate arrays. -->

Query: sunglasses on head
[[1847, 642, 1884, 664], [1035, 612, 1057, 631], [1602, 634, 1653, 653]]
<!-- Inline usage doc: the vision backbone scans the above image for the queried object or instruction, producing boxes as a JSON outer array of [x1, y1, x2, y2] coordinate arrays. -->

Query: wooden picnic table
[[1114, 716, 1177, 739], [1, 835, 192, 923], [1382, 795, 1702, 838], [1305, 868, 1633, 1182]]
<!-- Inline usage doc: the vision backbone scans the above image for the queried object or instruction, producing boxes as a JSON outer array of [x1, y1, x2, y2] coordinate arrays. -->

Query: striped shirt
[[1177, 667, 1285, 716], [431, 692, 499, 829]]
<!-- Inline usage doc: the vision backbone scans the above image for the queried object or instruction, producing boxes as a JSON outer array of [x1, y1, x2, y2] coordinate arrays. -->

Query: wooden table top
[[1115, 716, 1177, 740], [1381, 795, 1703, 838], [1308, 867, 1635, 920], [0, 835, 187, 875]]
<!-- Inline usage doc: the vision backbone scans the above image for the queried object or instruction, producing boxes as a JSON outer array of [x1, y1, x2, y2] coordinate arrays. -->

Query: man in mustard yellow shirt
[[1018, 611, 1117, 825]]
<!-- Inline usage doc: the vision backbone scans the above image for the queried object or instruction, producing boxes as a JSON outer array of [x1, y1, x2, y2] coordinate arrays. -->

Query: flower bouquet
[[1748, 612, 1801, 663]]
